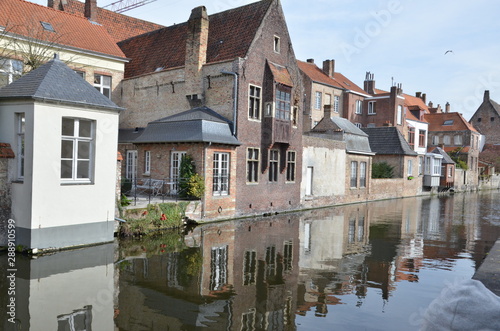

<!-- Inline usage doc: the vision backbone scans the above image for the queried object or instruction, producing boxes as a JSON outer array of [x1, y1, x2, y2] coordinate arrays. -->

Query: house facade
[[470, 90, 500, 145], [116, 0, 303, 218], [0, 56, 121, 250]]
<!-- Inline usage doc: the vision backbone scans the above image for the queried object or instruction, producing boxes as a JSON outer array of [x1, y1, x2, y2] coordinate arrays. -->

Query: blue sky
[[31, 0, 500, 120]]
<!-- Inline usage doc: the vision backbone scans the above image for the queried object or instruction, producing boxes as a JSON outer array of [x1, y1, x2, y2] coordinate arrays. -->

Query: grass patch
[[119, 202, 189, 236]]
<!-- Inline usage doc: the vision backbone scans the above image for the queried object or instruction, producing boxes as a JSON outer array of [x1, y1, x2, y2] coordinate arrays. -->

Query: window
[[0, 57, 23, 87], [61, 118, 94, 183], [408, 127, 415, 148], [350, 161, 358, 188], [397, 105, 403, 125], [269, 150, 279, 182], [425, 156, 431, 174], [407, 160, 413, 176], [74, 70, 85, 79], [276, 88, 291, 120], [433, 158, 441, 175], [126, 150, 137, 180], [291, 106, 298, 127], [418, 130, 426, 147], [94, 74, 111, 98], [265, 245, 277, 278], [448, 166, 453, 177], [355, 100, 362, 114], [355, 123, 362, 128], [443, 120, 454, 125], [273, 35, 280, 53], [286, 151, 296, 182], [210, 246, 228, 291], [243, 250, 257, 285], [491, 117, 495, 122], [348, 218, 355, 243], [247, 148, 259, 183], [359, 161, 366, 187], [283, 241, 293, 271], [315, 91, 322, 110], [333, 95, 340, 113], [443, 135, 450, 145], [170, 151, 186, 193], [368, 101, 376, 114], [432, 135, 439, 145], [40, 21, 55, 32], [213, 152, 229, 195], [419, 156, 423, 175], [144, 151, 151, 175], [477, 118, 482, 122], [454, 135, 462, 145], [325, 93, 332, 105], [248, 85, 261, 120], [16, 113, 25, 180]]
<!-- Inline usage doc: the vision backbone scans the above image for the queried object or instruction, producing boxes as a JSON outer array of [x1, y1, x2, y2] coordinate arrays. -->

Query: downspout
[[221, 70, 238, 137]]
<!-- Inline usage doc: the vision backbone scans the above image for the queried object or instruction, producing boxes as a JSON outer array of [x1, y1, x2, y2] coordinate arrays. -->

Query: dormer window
[[40, 21, 55, 32], [443, 120, 454, 125], [273, 36, 280, 53]]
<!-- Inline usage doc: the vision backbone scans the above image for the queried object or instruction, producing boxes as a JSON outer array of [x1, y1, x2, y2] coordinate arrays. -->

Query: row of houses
[[0, 0, 496, 250]]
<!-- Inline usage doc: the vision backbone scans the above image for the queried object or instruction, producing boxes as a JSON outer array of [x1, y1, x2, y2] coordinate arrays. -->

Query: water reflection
[[2, 191, 499, 330]]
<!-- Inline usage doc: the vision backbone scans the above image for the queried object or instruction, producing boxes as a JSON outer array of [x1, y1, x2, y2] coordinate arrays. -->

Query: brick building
[[116, 0, 303, 219], [470, 90, 500, 145]]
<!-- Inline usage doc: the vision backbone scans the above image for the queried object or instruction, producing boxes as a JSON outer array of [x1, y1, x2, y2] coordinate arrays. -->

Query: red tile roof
[[56, 0, 164, 42], [118, 0, 274, 79], [404, 93, 429, 112], [424, 112, 479, 132], [297, 60, 366, 95], [268, 61, 293, 87], [0, 143, 15, 158], [427, 145, 471, 154], [1, 0, 126, 59]]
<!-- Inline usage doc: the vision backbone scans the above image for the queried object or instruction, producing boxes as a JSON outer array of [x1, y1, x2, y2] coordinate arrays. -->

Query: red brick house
[[116, 0, 303, 219], [470, 90, 500, 145]]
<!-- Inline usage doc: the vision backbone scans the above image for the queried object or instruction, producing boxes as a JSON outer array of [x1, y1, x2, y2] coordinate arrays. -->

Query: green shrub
[[372, 162, 394, 178], [178, 154, 205, 199]]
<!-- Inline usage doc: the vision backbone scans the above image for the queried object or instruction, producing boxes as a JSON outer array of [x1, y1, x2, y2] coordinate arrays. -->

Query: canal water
[[1, 190, 500, 330]]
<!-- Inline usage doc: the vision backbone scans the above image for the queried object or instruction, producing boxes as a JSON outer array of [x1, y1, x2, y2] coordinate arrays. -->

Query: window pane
[[62, 118, 74, 136], [61, 160, 73, 178], [78, 141, 90, 159], [61, 140, 74, 158], [103, 88, 110, 98], [103, 75, 111, 86], [77, 160, 90, 178], [79, 120, 92, 137]]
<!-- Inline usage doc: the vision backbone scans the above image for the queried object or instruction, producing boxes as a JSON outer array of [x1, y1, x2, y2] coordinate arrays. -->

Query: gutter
[[221, 70, 238, 137]]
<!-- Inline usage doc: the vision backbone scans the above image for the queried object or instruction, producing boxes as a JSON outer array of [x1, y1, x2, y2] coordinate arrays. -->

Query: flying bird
[[444, 50, 453, 55]]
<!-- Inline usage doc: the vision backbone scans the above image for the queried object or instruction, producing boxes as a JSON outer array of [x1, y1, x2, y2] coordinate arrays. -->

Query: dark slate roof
[[0, 56, 123, 111], [312, 116, 373, 154], [431, 147, 455, 164], [118, 127, 145, 143], [133, 106, 241, 145], [117, 0, 273, 78], [362, 127, 418, 156]]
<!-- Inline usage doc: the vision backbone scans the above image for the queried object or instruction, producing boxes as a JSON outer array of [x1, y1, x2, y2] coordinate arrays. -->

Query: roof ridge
[[14, 0, 95, 22]]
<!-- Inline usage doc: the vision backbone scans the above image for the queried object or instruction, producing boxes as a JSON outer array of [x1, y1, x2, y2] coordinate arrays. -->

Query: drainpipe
[[221, 70, 238, 137]]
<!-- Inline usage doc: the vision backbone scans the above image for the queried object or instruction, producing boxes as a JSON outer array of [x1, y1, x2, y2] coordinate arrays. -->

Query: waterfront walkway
[[473, 238, 500, 296]]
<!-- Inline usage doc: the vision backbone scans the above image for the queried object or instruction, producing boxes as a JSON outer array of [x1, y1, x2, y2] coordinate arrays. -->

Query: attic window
[[273, 36, 280, 53], [154, 67, 164, 72], [443, 120, 454, 125], [40, 21, 55, 32]]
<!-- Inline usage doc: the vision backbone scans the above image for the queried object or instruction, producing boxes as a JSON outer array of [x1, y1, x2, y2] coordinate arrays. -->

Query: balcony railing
[[122, 177, 191, 205]]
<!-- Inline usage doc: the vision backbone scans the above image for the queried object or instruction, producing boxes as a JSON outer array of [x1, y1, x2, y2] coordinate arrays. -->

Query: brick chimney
[[484, 90, 490, 102], [428, 101, 433, 108], [84, 0, 97, 21], [185, 6, 209, 104], [445, 102, 450, 113], [322, 59, 335, 77], [324, 105, 333, 119], [364, 72, 375, 95], [306, 59, 314, 63]]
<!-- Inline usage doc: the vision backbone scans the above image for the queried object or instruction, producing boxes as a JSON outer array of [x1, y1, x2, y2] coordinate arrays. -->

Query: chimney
[[323, 105, 333, 119], [48, 0, 66, 10], [322, 59, 335, 77], [484, 90, 490, 102], [185, 6, 209, 104], [416, 92, 421, 98], [84, 0, 97, 21], [422, 93, 426, 104], [445, 102, 450, 113], [364, 72, 376, 95], [306, 59, 314, 63], [428, 101, 433, 108]]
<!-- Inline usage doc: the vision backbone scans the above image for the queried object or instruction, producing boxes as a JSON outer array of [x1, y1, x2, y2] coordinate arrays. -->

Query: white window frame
[[213, 152, 230, 196], [61, 118, 95, 183], [448, 166, 453, 177], [443, 135, 450, 145], [368, 101, 376, 115], [397, 105, 402, 125], [433, 158, 442, 176], [350, 161, 358, 188], [170, 151, 186, 193], [286, 151, 296, 182], [355, 100, 363, 114], [419, 156, 423, 175], [16, 113, 25, 180], [432, 135, 439, 145], [359, 161, 366, 187], [248, 85, 262, 120], [94, 74, 111, 99], [0, 57, 23, 87], [355, 123, 362, 128], [144, 150, 151, 175], [454, 135, 462, 145], [269, 150, 279, 182], [407, 159, 413, 176], [126, 150, 137, 181], [315, 91, 322, 110], [333, 95, 340, 113]]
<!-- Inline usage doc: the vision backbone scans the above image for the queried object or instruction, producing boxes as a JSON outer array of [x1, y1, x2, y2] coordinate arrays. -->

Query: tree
[[448, 147, 469, 170], [178, 154, 205, 199]]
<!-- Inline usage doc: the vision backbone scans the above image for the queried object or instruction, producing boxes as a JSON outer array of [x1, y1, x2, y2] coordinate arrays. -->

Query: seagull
[[444, 50, 453, 55]]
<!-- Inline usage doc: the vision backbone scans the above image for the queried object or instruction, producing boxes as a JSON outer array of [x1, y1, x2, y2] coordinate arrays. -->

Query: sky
[[30, 0, 500, 120]]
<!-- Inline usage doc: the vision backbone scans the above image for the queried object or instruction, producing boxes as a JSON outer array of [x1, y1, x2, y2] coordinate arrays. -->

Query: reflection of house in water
[[0, 244, 115, 330], [297, 205, 371, 315], [116, 215, 300, 330]]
